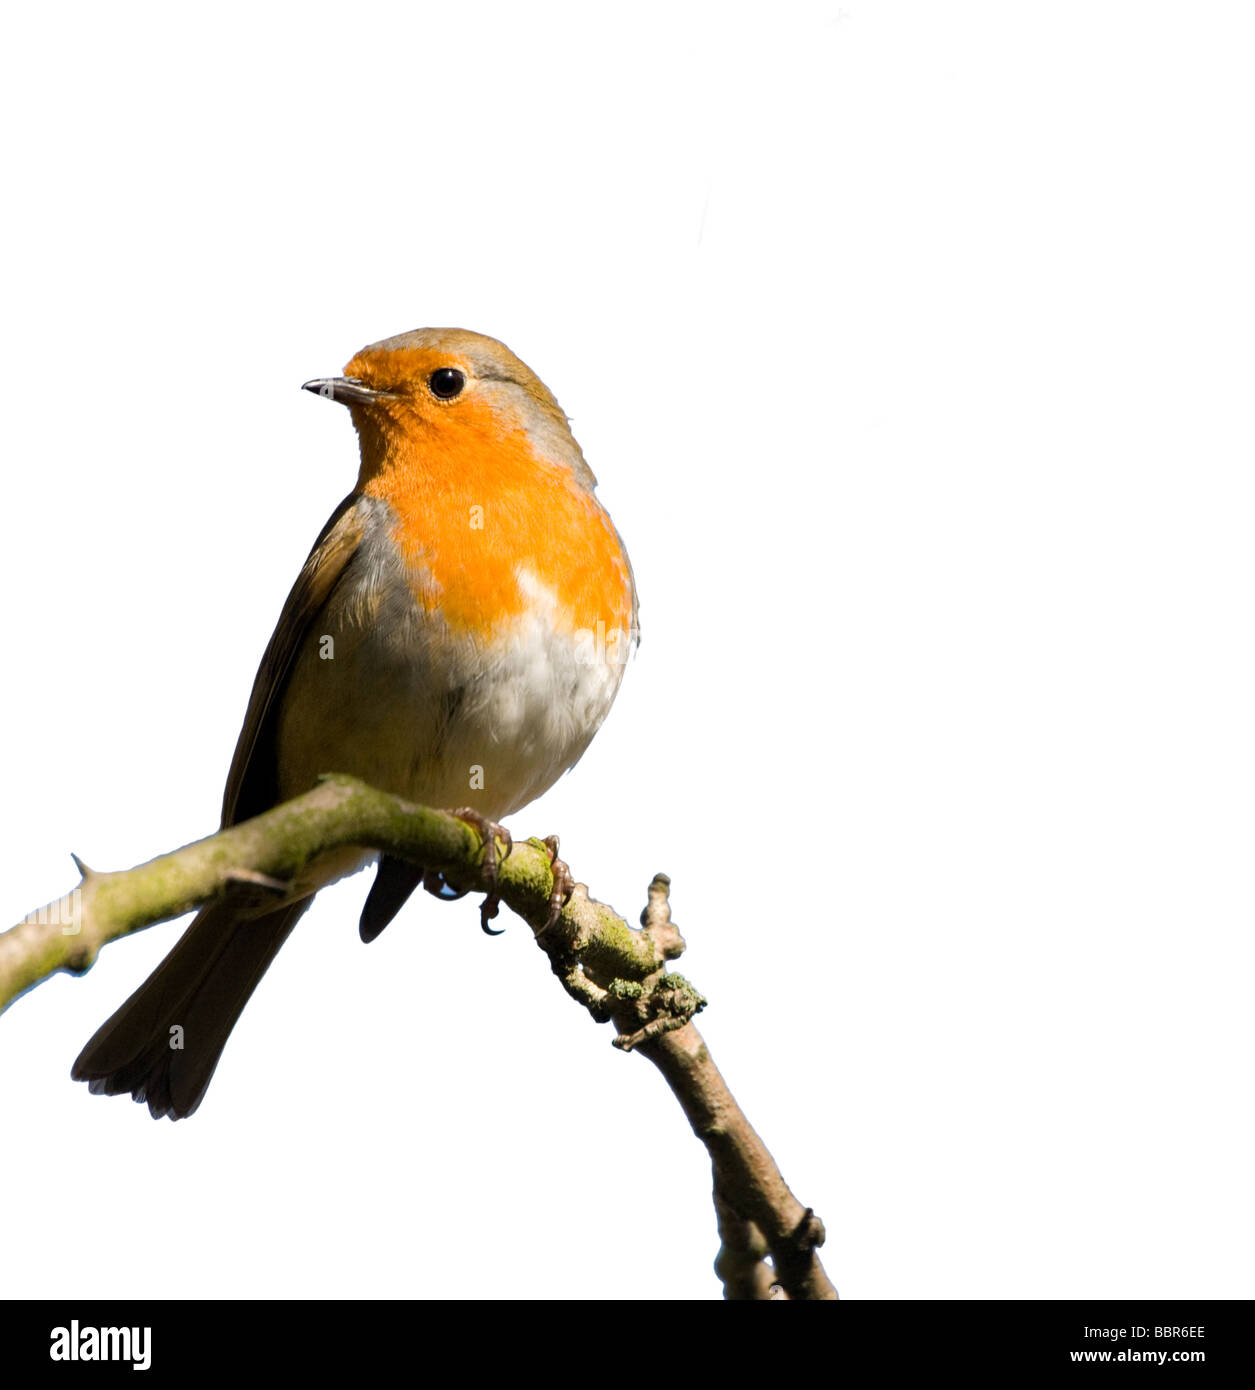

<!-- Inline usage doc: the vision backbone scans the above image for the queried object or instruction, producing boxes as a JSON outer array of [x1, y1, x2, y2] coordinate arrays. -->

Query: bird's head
[[304, 328, 596, 491]]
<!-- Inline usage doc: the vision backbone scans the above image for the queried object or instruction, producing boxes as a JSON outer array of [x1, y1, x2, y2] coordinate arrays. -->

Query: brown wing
[[222, 493, 367, 827], [72, 493, 370, 1119]]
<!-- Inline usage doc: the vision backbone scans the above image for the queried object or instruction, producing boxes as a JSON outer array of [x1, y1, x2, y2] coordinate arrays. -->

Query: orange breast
[[361, 399, 634, 641]]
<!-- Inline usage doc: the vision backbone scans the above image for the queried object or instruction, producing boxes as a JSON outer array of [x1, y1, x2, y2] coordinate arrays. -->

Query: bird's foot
[[451, 809, 513, 935], [537, 834, 576, 937]]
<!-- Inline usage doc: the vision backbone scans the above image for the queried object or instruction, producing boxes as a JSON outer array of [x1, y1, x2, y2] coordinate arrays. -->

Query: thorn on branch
[[640, 872, 685, 959], [788, 1207, 827, 1255]]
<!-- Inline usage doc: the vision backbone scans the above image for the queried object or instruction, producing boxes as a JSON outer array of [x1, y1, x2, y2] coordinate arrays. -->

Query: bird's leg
[[537, 834, 576, 937], [450, 809, 513, 935], [451, 808, 513, 882]]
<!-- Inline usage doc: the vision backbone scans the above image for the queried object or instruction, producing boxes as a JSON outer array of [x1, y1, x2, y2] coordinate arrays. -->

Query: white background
[[2, 1, 1252, 1301]]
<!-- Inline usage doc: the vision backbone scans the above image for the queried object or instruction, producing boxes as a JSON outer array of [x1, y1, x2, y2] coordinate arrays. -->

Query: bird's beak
[[302, 378, 396, 406]]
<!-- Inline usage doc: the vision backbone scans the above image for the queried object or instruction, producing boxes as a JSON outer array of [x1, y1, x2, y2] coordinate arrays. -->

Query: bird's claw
[[479, 893, 504, 935], [538, 834, 575, 937], [451, 808, 513, 934]]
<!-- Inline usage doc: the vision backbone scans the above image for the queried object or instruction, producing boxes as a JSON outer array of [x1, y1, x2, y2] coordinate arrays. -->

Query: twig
[[1, 774, 837, 1300]]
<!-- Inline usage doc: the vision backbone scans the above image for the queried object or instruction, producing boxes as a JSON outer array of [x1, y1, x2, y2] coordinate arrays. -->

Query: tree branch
[[2, 773, 837, 1301]]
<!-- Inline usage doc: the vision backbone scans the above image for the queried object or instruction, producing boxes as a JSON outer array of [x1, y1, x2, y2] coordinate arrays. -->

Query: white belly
[[275, 501, 629, 821]]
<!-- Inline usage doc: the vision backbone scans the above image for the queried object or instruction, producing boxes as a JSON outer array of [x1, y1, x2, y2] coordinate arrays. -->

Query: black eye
[[428, 367, 465, 400]]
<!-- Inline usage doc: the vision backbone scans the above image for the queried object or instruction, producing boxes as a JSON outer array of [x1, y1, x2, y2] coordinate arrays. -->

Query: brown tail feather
[[71, 897, 310, 1119], [359, 855, 425, 943]]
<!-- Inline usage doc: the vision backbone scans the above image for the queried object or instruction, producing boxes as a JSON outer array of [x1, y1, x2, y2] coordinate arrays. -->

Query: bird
[[71, 327, 638, 1119]]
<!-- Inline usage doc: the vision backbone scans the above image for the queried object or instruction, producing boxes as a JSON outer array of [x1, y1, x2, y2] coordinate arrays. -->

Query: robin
[[72, 327, 638, 1119]]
